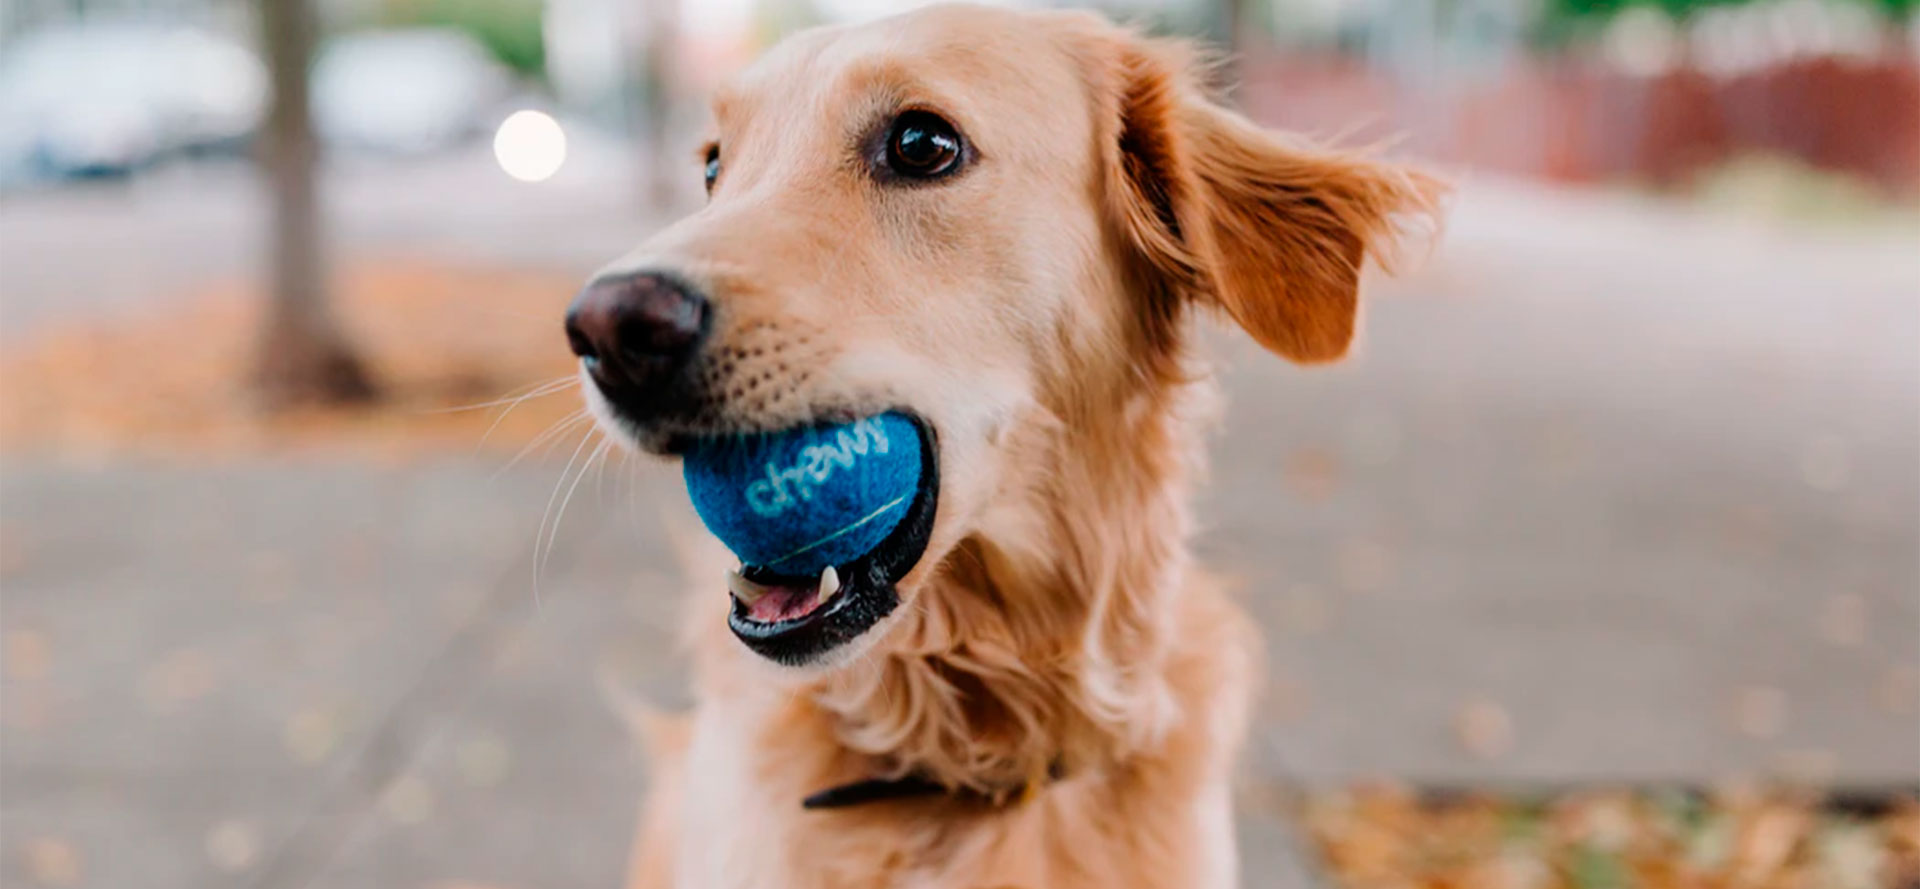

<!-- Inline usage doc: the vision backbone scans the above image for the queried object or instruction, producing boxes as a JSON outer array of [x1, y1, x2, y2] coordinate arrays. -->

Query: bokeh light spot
[[493, 110, 567, 183]]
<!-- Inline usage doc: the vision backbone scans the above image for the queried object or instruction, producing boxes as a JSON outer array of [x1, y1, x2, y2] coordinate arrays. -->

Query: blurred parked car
[[312, 29, 514, 155], [0, 22, 266, 184]]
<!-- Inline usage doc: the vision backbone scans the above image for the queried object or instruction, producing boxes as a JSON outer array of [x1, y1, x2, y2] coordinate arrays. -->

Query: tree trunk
[[253, 0, 374, 407], [1216, 0, 1248, 101], [635, 0, 680, 213]]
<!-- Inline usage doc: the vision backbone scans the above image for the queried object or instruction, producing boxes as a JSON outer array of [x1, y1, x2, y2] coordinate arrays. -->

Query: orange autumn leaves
[[2, 261, 587, 460], [1300, 784, 1920, 889]]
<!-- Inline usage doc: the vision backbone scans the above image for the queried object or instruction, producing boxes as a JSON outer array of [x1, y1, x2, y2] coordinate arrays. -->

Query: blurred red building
[[1242, 48, 1920, 196]]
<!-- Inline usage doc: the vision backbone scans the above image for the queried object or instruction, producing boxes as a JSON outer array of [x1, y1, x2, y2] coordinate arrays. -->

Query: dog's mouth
[[713, 414, 939, 666]]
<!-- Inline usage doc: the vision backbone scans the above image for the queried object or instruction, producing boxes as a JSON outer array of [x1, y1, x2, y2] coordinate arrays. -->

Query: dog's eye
[[703, 145, 721, 194], [884, 111, 962, 179]]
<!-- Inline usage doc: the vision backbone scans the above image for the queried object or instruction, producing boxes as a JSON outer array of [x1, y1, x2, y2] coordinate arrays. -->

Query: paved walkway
[[0, 463, 1324, 888], [3, 177, 1917, 888]]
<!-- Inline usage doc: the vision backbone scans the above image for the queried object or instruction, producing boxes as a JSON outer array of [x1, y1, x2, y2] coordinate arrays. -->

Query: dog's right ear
[[1089, 34, 1443, 363]]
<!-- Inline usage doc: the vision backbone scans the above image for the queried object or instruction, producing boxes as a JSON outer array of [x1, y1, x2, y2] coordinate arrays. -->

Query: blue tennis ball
[[682, 412, 923, 576]]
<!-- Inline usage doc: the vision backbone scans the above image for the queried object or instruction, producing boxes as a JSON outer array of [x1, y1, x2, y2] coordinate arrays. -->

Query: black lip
[[724, 415, 939, 666]]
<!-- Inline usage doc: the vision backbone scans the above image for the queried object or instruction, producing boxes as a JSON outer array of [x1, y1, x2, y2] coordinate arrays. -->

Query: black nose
[[565, 271, 709, 401]]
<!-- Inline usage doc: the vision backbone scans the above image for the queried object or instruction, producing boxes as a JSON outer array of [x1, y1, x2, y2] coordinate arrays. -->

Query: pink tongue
[[748, 584, 822, 623]]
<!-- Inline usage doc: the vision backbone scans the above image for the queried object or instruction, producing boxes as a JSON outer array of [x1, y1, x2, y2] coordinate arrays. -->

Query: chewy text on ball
[[746, 416, 894, 517]]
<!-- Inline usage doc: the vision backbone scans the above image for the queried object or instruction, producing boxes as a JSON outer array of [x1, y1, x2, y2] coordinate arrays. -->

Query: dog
[[563, 5, 1441, 887]]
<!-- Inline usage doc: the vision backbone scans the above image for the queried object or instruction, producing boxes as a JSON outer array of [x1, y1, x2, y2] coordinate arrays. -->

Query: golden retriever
[[563, 5, 1441, 887]]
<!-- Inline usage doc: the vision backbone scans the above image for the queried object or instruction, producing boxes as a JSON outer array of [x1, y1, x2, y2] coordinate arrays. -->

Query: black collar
[[802, 760, 1067, 810], [802, 773, 950, 809]]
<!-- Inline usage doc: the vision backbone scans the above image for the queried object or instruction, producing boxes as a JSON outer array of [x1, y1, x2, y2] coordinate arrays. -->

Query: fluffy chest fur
[[657, 569, 1256, 889]]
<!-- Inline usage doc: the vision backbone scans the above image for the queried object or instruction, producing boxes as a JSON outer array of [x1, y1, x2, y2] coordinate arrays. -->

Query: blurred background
[[0, 0, 1915, 886]]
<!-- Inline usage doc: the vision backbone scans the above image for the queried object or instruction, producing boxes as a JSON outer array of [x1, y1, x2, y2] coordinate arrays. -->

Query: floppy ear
[[1101, 39, 1444, 363]]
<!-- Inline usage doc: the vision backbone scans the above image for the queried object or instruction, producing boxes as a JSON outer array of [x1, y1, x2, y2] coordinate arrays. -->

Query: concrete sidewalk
[[0, 462, 1325, 889], [3, 465, 660, 889]]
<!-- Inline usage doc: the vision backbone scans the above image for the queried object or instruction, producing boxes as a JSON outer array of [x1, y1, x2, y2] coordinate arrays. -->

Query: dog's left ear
[[1096, 37, 1445, 363]]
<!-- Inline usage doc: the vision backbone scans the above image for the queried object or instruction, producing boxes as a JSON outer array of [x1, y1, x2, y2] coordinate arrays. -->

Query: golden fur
[[589, 6, 1442, 887]]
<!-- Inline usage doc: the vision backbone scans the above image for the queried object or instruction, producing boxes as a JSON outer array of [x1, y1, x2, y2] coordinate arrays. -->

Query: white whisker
[[543, 436, 611, 581], [532, 423, 600, 605], [495, 410, 591, 480], [426, 375, 577, 414], [591, 432, 619, 503], [474, 379, 581, 451]]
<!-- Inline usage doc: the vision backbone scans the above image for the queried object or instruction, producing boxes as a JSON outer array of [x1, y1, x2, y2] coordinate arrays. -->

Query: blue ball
[[682, 412, 923, 576]]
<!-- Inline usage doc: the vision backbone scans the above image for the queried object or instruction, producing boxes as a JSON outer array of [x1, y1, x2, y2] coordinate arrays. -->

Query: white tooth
[[818, 565, 841, 603], [727, 569, 768, 605]]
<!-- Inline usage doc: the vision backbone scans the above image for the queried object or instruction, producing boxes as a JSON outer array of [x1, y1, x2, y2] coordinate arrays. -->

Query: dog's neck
[[812, 336, 1210, 792]]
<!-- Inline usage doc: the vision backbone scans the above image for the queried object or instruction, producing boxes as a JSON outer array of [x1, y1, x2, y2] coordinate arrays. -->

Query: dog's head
[[568, 4, 1440, 668]]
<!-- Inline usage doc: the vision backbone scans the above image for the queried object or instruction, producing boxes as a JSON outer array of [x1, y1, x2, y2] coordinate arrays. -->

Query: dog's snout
[[565, 271, 709, 397]]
